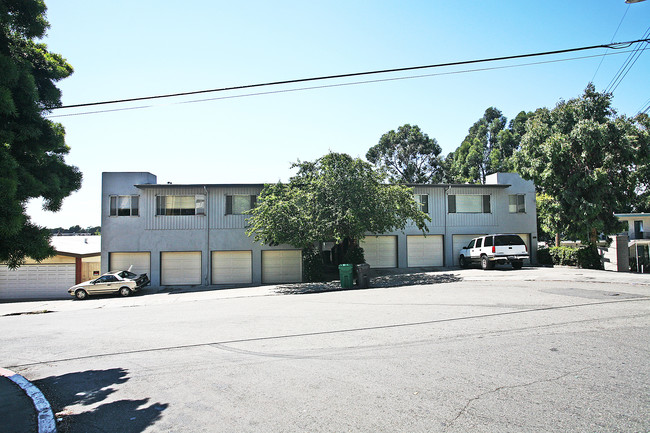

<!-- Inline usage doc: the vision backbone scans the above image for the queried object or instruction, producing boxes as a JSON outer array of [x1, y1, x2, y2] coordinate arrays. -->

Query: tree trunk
[[555, 233, 560, 247]]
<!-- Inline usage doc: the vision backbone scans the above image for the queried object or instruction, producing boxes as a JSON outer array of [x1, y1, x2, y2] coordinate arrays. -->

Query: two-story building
[[614, 213, 650, 272], [101, 172, 537, 286]]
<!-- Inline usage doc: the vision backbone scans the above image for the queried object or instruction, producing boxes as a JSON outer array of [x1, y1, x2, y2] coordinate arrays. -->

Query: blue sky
[[27, 0, 650, 228]]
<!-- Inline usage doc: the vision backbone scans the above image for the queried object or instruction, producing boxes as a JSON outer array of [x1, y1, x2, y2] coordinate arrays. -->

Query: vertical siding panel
[[408, 186, 446, 230]]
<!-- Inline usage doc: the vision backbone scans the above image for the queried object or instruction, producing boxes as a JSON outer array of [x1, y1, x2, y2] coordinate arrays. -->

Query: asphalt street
[[1, 267, 649, 432]]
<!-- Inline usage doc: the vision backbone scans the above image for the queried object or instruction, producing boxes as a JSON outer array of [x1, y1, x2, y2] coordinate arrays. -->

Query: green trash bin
[[338, 264, 354, 289]]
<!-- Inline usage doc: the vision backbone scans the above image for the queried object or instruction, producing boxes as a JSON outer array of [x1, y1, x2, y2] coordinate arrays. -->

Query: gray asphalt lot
[[1, 267, 649, 432]]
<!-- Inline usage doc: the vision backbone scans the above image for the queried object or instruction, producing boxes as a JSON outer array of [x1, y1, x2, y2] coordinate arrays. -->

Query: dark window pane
[[495, 235, 525, 246], [448, 195, 456, 213]]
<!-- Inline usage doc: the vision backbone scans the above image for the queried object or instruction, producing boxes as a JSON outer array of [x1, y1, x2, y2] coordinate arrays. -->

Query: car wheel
[[119, 287, 132, 297], [481, 256, 494, 270], [512, 261, 523, 270], [459, 256, 468, 268], [75, 289, 88, 300]]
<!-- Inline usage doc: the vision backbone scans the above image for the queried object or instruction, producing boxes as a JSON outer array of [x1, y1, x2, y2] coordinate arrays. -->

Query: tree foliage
[[447, 107, 530, 184], [514, 84, 650, 243], [366, 124, 443, 184], [246, 152, 431, 249], [0, 0, 81, 268]]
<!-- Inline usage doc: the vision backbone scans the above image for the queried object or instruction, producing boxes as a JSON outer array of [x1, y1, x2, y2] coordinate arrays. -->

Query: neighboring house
[[102, 172, 537, 287], [614, 213, 650, 272], [0, 235, 101, 300]]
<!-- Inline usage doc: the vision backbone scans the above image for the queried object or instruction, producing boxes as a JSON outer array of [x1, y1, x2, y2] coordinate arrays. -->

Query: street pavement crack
[[445, 369, 588, 430]]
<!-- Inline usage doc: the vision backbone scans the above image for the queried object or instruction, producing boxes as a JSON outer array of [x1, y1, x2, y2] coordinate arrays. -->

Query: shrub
[[549, 246, 577, 266], [302, 248, 325, 282], [343, 245, 365, 265], [576, 245, 602, 269], [543, 245, 602, 269]]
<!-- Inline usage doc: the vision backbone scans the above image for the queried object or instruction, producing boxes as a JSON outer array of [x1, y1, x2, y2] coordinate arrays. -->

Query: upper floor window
[[448, 194, 490, 213], [156, 195, 205, 216], [509, 194, 526, 213], [226, 195, 257, 215], [414, 194, 429, 213], [110, 195, 139, 216]]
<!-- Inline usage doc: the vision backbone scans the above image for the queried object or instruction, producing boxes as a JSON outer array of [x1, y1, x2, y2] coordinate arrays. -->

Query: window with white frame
[[414, 194, 429, 213], [110, 195, 139, 216], [226, 195, 257, 215], [509, 194, 526, 213], [448, 194, 490, 213], [156, 195, 206, 216]]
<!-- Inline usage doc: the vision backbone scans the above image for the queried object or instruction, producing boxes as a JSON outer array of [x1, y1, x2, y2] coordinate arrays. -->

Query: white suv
[[459, 234, 529, 270]]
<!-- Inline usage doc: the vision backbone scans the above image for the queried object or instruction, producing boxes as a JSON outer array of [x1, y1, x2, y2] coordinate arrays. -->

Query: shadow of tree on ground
[[276, 271, 462, 295], [34, 368, 167, 433]]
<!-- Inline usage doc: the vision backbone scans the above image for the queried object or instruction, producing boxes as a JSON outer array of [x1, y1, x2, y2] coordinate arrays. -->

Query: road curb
[[0, 367, 56, 433]]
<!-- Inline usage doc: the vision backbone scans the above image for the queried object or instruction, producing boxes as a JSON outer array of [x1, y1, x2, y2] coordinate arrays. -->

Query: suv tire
[[481, 255, 494, 270]]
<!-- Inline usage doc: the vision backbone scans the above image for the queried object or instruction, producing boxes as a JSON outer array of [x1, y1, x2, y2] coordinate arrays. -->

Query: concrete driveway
[[1, 267, 648, 432]]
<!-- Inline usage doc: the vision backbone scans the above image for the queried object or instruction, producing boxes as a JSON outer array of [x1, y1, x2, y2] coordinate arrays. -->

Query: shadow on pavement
[[34, 368, 167, 433], [276, 272, 462, 295]]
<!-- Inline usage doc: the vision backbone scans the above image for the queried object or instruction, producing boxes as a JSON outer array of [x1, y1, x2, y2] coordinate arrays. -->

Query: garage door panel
[[517, 233, 531, 264], [361, 236, 397, 268], [109, 252, 151, 276], [161, 252, 201, 285], [0, 264, 75, 300], [452, 234, 486, 266], [262, 250, 301, 283], [407, 235, 443, 267], [212, 251, 252, 284]]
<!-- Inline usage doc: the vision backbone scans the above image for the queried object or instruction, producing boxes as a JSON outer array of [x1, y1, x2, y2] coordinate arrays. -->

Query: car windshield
[[118, 270, 138, 279], [495, 235, 525, 246]]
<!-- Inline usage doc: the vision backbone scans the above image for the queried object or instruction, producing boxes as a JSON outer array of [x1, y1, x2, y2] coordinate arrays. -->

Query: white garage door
[[407, 235, 444, 267], [109, 252, 151, 276], [361, 236, 397, 268], [0, 264, 75, 300], [161, 252, 202, 285], [262, 250, 302, 284], [452, 234, 486, 266], [212, 251, 252, 284], [516, 233, 531, 264]]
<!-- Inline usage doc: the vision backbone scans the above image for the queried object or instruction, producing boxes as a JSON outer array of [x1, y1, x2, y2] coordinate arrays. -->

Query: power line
[[604, 28, 650, 93], [638, 97, 650, 115], [590, 6, 630, 84], [51, 39, 650, 111], [46, 49, 639, 119]]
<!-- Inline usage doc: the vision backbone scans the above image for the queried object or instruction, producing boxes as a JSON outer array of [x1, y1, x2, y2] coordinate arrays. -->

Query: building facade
[[101, 172, 538, 286]]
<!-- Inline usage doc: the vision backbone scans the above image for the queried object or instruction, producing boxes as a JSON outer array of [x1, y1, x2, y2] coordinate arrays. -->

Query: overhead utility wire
[[52, 39, 650, 111], [638, 96, 650, 115], [604, 28, 650, 93], [590, 6, 630, 83], [46, 50, 639, 119]]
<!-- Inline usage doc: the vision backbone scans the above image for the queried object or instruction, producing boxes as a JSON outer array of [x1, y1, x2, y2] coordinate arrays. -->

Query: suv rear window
[[494, 235, 525, 246], [484, 236, 493, 247]]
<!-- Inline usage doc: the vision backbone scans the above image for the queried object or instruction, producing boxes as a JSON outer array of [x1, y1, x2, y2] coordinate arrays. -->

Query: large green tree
[[447, 107, 530, 184], [366, 124, 443, 184], [514, 84, 650, 243], [1, 0, 81, 268], [246, 152, 431, 250]]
